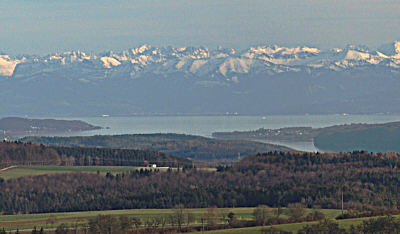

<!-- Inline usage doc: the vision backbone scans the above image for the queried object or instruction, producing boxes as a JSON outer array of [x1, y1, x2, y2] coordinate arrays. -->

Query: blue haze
[[1, 0, 400, 54]]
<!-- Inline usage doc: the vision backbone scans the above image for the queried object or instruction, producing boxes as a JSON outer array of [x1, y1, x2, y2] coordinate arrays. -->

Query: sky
[[1, 0, 400, 55]]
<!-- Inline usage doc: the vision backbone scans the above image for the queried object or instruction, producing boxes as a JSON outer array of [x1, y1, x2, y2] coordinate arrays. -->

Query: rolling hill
[[20, 133, 294, 162], [0, 141, 191, 169]]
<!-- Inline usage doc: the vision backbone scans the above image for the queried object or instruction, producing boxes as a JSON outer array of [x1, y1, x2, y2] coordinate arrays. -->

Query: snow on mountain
[[131, 44, 151, 55], [2, 42, 400, 79], [189, 60, 208, 73], [0, 55, 24, 76], [175, 59, 187, 70], [3, 42, 400, 117], [219, 57, 252, 76], [243, 45, 320, 65], [100, 57, 121, 68], [344, 50, 371, 60], [378, 41, 400, 57]]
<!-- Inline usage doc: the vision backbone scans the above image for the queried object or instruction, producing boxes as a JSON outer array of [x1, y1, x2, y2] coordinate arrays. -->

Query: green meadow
[[0, 207, 344, 231], [191, 215, 399, 233], [0, 165, 166, 180]]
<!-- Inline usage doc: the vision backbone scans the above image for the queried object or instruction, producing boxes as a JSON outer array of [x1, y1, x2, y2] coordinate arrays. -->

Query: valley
[[20, 133, 293, 163]]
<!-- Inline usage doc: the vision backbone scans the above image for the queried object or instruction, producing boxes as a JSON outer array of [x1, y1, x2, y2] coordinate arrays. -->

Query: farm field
[[0, 165, 164, 180], [191, 215, 400, 233], [0, 207, 253, 230], [0, 208, 343, 231]]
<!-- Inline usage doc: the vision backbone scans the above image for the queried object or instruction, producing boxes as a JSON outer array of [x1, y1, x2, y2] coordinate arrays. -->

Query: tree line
[[20, 133, 291, 162], [2, 208, 400, 233], [0, 141, 192, 168], [1, 151, 400, 214]]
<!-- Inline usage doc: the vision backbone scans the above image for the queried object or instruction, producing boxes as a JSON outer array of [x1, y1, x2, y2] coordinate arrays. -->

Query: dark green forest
[[20, 134, 292, 162], [0, 142, 191, 168], [314, 125, 400, 153], [1, 150, 400, 214]]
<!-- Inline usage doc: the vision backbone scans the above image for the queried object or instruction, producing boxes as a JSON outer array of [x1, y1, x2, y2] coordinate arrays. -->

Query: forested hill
[[235, 150, 400, 171], [20, 134, 293, 162], [314, 122, 400, 153], [213, 121, 400, 153], [1, 150, 400, 214], [0, 142, 191, 168], [0, 117, 101, 138], [0, 142, 60, 167]]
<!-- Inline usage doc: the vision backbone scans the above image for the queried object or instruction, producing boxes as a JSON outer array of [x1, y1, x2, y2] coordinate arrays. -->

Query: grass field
[[0, 166, 381, 232], [0, 208, 343, 231], [0, 165, 171, 180], [0, 206, 390, 233], [190, 215, 400, 233], [0, 207, 252, 230], [0, 165, 215, 180]]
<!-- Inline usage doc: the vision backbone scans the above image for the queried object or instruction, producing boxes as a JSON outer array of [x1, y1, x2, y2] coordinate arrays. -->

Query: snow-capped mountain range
[[1, 42, 400, 79], [1, 42, 400, 116]]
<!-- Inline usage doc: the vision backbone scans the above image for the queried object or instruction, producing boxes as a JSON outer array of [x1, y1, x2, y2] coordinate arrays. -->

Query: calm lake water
[[54, 114, 400, 152]]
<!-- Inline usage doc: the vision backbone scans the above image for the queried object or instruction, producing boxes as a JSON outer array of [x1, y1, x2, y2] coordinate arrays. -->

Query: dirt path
[[0, 165, 16, 172]]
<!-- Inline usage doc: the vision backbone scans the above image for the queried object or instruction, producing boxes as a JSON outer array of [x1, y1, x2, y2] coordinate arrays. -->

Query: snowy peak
[[131, 44, 151, 55], [2, 42, 400, 78], [248, 45, 320, 57], [258, 45, 317, 55], [344, 49, 371, 60], [219, 57, 252, 76], [395, 41, 400, 54], [100, 57, 121, 68], [170, 46, 210, 59], [0, 55, 23, 76], [377, 41, 400, 57]]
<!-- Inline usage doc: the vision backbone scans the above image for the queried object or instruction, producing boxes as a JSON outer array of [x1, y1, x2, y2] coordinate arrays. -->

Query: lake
[[54, 114, 400, 152]]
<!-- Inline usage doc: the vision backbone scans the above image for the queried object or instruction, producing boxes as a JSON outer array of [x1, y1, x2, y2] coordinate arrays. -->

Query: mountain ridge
[[2, 42, 400, 78], [2, 42, 400, 116]]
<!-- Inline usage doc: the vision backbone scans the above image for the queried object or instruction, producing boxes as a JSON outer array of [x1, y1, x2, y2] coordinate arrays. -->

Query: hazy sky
[[1, 0, 400, 54]]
